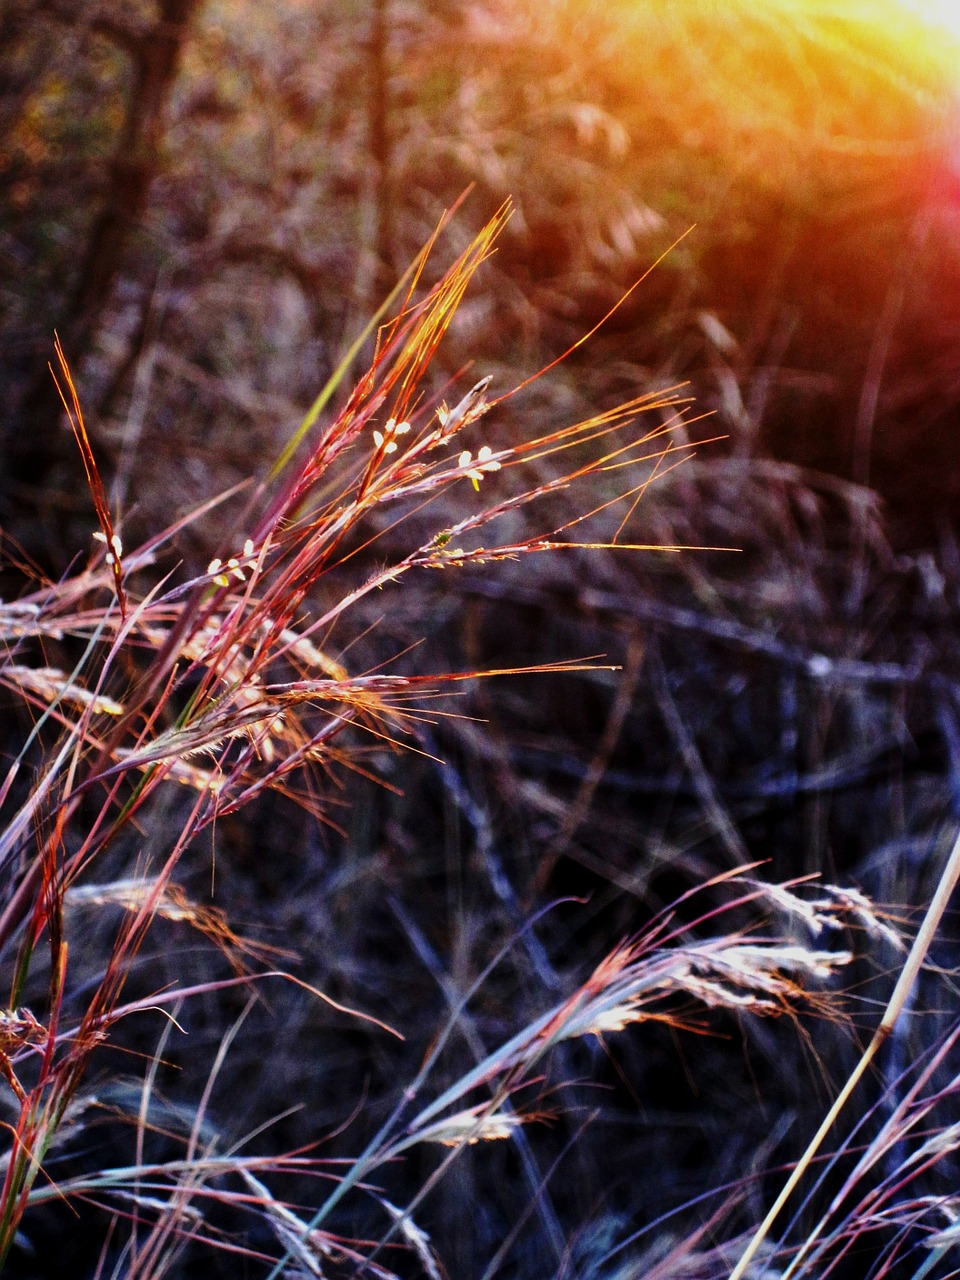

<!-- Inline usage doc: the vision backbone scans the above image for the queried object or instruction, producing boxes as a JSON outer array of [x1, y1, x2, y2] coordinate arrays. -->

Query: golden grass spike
[[50, 334, 127, 621]]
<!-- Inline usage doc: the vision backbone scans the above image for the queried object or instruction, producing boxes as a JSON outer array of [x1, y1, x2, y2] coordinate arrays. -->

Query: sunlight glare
[[899, 0, 960, 46]]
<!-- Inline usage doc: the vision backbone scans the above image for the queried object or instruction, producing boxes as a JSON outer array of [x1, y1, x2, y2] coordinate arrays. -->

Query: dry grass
[[0, 210, 743, 1274], [2, 210, 939, 1278], [5, 6, 960, 1275]]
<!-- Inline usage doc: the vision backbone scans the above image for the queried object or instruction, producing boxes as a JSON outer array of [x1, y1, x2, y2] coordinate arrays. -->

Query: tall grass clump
[[0, 208, 890, 1277]]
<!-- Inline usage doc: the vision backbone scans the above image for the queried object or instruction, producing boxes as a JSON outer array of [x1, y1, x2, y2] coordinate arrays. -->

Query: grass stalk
[[730, 822, 960, 1280]]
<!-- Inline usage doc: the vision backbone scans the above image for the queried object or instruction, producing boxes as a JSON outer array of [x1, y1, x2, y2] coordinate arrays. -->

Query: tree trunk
[[2, 0, 201, 544]]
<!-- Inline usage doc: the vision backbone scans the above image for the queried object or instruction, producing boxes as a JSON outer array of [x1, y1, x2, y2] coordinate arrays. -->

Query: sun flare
[[902, 0, 960, 44]]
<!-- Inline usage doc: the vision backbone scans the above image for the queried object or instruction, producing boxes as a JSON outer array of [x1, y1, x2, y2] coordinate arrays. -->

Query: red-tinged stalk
[[0, 208, 759, 1269], [50, 335, 127, 622]]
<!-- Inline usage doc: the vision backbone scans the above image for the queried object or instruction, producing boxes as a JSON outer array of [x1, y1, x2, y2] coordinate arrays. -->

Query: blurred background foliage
[[4, 0, 960, 543], [6, 2, 960, 1276]]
